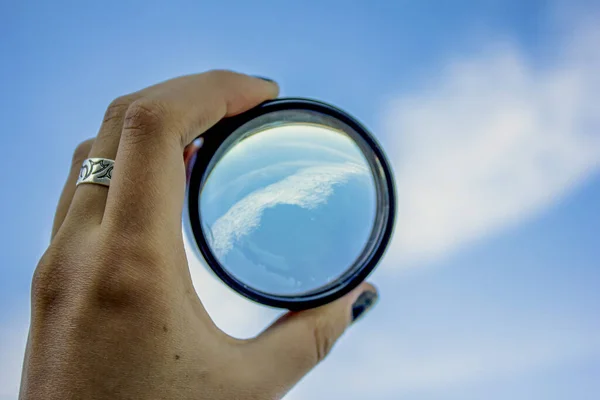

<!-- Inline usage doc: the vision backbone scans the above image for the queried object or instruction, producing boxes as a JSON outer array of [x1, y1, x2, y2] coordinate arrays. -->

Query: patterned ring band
[[76, 158, 115, 187]]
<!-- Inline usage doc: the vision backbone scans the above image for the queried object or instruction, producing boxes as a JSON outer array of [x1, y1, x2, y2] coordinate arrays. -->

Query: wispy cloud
[[208, 162, 368, 259], [384, 21, 600, 266]]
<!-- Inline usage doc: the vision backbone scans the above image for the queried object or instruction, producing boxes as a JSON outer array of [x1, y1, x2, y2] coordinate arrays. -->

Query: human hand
[[21, 71, 379, 400]]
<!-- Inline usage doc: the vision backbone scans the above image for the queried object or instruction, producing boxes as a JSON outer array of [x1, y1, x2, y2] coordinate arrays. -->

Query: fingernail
[[351, 290, 379, 323], [253, 75, 276, 83]]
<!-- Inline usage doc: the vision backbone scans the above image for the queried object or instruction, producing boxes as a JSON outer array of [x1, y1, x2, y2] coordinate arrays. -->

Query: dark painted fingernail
[[253, 75, 276, 83], [351, 290, 379, 323]]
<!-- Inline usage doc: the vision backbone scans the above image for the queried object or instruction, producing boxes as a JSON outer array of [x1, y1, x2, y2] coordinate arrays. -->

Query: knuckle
[[122, 99, 170, 139], [103, 95, 136, 124], [310, 316, 337, 364], [204, 69, 237, 84], [292, 316, 338, 368], [30, 231, 174, 320], [31, 249, 72, 312]]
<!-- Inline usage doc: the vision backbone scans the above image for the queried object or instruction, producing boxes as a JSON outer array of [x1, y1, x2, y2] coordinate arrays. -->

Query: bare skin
[[20, 71, 378, 400]]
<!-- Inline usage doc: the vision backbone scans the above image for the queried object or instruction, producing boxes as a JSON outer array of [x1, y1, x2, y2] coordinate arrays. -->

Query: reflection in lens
[[200, 123, 377, 296]]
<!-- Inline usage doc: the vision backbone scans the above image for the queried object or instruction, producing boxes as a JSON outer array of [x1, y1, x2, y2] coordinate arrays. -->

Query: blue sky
[[1, 1, 599, 399]]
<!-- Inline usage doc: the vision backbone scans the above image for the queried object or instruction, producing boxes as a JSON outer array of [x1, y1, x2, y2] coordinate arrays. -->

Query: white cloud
[[383, 22, 600, 266], [290, 16, 600, 399], [187, 17, 600, 400], [208, 162, 367, 259]]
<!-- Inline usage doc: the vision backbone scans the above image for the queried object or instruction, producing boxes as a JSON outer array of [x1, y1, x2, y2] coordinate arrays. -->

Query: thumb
[[243, 282, 379, 398]]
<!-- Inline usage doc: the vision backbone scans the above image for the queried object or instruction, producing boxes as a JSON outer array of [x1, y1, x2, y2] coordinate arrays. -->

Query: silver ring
[[76, 158, 114, 187]]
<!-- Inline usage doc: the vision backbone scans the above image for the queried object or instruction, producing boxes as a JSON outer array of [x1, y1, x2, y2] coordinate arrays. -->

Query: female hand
[[21, 71, 379, 400]]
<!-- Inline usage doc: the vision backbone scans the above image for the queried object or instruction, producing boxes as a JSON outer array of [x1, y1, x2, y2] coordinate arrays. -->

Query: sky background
[[1, 1, 599, 399]]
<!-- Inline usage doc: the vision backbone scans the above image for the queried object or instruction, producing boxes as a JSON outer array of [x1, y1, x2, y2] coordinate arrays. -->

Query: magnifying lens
[[185, 98, 395, 310]]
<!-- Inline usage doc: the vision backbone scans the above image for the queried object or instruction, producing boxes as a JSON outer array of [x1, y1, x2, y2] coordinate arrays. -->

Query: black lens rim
[[187, 98, 396, 310]]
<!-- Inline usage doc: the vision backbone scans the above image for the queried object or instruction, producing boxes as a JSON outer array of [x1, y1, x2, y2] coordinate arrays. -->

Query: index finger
[[103, 70, 279, 235]]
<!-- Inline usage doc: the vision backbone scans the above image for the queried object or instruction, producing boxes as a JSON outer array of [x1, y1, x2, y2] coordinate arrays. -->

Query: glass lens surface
[[199, 123, 377, 296]]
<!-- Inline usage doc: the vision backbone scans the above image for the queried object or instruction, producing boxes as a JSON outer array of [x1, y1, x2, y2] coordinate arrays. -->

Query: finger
[[104, 71, 278, 235], [68, 94, 141, 225], [67, 74, 212, 226], [244, 283, 379, 398], [51, 138, 94, 239]]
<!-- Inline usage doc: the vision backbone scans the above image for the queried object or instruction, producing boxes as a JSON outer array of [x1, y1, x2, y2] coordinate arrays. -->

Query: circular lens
[[187, 99, 395, 309], [200, 122, 377, 296]]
